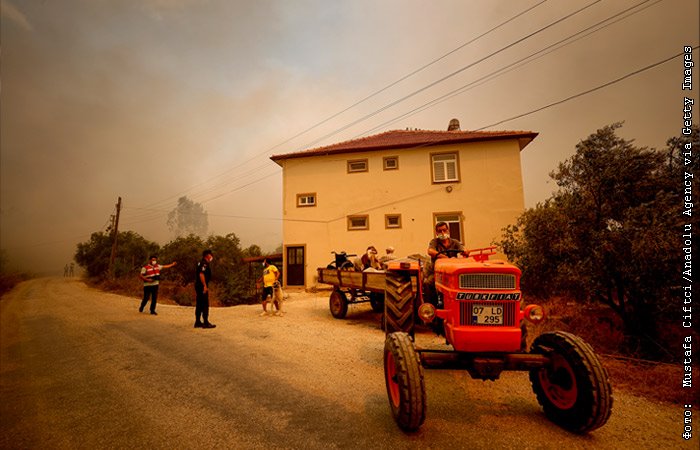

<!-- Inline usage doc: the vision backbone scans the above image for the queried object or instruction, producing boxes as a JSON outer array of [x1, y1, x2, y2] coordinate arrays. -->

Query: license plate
[[471, 304, 504, 325]]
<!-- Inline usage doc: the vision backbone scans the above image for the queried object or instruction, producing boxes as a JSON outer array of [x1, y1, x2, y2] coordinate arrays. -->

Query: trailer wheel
[[369, 293, 384, 313], [529, 331, 613, 434], [384, 332, 426, 432], [329, 289, 348, 319], [384, 271, 415, 335]]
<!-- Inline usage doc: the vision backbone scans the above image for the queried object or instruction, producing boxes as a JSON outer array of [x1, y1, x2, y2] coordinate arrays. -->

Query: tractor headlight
[[524, 304, 545, 324], [418, 303, 436, 323]]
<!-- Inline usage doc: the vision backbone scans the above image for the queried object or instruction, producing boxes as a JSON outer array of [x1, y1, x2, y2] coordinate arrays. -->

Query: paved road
[[0, 278, 696, 449]]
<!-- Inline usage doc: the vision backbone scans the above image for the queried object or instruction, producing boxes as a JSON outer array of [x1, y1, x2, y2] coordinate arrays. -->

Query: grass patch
[[0, 272, 33, 298]]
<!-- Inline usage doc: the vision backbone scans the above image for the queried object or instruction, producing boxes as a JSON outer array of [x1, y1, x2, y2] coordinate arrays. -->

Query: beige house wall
[[278, 139, 525, 288]]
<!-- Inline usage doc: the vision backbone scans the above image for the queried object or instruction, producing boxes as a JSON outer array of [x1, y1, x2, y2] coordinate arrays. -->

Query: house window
[[296, 193, 317, 207], [431, 152, 459, 183], [347, 215, 369, 230], [434, 213, 463, 242], [347, 159, 368, 173], [383, 156, 399, 170], [385, 214, 402, 229]]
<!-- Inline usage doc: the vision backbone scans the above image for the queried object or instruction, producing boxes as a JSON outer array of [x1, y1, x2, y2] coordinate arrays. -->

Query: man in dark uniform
[[194, 249, 216, 329]]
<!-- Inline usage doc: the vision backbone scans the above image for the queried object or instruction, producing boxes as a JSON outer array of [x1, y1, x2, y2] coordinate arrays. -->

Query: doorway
[[286, 246, 305, 286]]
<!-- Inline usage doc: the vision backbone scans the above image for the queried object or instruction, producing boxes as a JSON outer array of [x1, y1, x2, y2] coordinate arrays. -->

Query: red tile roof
[[270, 128, 538, 163]]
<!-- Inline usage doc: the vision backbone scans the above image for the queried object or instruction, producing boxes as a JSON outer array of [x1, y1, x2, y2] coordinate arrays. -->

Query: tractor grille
[[459, 301, 517, 327], [459, 273, 516, 290]]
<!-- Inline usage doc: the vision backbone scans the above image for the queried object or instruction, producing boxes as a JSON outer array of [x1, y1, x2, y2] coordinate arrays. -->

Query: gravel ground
[[1, 278, 697, 449]]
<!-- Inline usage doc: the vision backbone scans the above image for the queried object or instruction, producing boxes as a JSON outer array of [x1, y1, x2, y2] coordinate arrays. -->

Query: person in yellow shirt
[[259, 258, 280, 316]]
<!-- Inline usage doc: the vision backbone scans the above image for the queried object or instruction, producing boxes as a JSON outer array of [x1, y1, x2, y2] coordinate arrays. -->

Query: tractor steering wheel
[[437, 248, 465, 258]]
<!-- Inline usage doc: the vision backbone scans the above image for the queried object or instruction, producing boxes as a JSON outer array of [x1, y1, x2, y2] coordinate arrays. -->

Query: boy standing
[[259, 258, 280, 316]]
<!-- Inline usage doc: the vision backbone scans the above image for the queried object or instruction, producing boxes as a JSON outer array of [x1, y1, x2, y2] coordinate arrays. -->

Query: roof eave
[[270, 131, 539, 163]]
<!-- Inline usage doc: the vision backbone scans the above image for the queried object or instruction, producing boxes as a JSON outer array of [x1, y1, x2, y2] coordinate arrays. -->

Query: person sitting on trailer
[[361, 246, 381, 271]]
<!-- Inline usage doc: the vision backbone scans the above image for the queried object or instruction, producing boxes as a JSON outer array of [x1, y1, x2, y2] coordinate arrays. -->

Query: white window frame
[[296, 193, 317, 207], [383, 156, 399, 171], [431, 152, 460, 183]]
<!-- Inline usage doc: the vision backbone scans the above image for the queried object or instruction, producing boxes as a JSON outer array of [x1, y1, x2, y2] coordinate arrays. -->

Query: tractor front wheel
[[384, 332, 426, 432], [529, 331, 612, 433], [329, 289, 349, 319]]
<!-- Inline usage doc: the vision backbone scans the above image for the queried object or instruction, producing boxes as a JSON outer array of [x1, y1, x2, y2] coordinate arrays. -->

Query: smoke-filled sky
[[1, 0, 698, 274]]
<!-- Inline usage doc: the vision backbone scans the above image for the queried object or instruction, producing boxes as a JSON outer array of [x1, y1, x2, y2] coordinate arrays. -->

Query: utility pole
[[108, 196, 122, 279]]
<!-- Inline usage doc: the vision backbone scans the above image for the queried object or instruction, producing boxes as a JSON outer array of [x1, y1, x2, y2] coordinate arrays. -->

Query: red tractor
[[383, 247, 612, 433]]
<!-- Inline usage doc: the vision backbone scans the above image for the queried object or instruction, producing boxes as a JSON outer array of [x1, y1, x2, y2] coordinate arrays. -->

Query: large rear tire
[[384, 271, 415, 335], [329, 289, 348, 319], [384, 332, 426, 431], [529, 331, 613, 433]]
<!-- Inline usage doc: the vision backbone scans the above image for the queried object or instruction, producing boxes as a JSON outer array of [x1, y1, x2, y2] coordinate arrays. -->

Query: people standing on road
[[139, 255, 177, 315], [259, 258, 280, 316], [194, 249, 216, 329]]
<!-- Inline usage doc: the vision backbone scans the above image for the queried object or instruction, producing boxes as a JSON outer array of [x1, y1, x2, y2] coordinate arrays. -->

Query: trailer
[[317, 267, 386, 318]]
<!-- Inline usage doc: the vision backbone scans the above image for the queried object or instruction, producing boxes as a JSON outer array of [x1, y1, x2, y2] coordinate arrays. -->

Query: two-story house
[[270, 119, 538, 288]]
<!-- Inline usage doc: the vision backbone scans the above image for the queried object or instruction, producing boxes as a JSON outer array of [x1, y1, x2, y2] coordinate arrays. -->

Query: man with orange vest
[[139, 255, 177, 315]]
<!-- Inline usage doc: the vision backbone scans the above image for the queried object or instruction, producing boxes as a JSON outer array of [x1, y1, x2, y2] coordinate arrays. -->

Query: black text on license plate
[[472, 304, 503, 325]]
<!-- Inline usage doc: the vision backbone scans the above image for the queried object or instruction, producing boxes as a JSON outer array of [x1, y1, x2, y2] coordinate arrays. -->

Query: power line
[[295, 0, 602, 152], [256, 0, 550, 155], [478, 46, 699, 130], [14, 42, 693, 253], [125, 2, 683, 228], [144, 48, 698, 228], [356, 0, 663, 136], [122, 1, 550, 215], [125, 1, 600, 213]]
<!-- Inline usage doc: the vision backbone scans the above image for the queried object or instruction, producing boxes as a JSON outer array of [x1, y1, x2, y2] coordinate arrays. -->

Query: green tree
[[159, 233, 251, 305], [243, 244, 262, 257], [498, 123, 686, 357], [159, 234, 206, 284], [75, 231, 158, 278], [666, 123, 699, 175], [206, 233, 247, 305], [167, 196, 209, 237]]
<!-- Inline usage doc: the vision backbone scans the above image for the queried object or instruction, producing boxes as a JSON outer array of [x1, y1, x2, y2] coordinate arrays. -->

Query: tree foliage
[[159, 234, 206, 284], [75, 231, 159, 278], [156, 232, 251, 305], [498, 123, 694, 357], [167, 196, 209, 237]]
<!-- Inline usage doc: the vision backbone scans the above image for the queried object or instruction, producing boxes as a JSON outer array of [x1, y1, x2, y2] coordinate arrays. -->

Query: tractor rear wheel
[[529, 331, 612, 433], [329, 289, 348, 319], [384, 332, 426, 431], [384, 271, 415, 335]]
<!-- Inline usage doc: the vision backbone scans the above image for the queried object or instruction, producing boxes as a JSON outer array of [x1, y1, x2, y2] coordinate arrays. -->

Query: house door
[[286, 246, 305, 286]]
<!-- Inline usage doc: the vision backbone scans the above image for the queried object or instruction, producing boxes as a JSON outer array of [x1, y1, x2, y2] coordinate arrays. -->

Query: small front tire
[[384, 332, 426, 432]]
